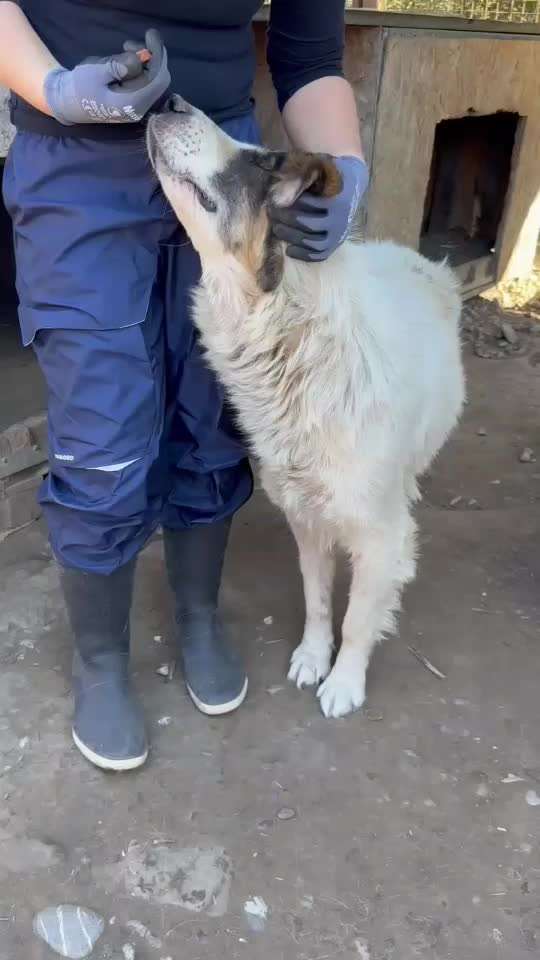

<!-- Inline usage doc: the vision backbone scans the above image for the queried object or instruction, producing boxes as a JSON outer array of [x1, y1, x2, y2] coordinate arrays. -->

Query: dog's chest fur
[[191, 263, 364, 514]]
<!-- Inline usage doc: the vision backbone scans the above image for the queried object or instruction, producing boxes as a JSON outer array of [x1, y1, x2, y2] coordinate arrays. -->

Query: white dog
[[147, 96, 465, 718]]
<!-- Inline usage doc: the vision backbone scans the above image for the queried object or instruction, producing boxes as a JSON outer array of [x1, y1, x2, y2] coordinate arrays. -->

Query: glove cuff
[[337, 155, 369, 216], [337, 155, 369, 186], [43, 67, 75, 126]]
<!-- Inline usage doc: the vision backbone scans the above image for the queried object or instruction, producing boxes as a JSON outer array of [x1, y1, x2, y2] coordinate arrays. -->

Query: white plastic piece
[[244, 895, 268, 930]]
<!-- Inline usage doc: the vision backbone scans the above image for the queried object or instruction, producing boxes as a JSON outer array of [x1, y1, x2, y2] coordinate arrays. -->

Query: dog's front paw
[[288, 641, 331, 689], [317, 665, 366, 718]]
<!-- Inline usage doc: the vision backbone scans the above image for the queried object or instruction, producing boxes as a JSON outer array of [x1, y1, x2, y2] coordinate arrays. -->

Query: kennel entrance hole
[[420, 112, 520, 295]]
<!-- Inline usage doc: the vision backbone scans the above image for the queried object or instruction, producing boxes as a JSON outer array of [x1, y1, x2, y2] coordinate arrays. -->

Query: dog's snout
[[163, 94, 192, 115]]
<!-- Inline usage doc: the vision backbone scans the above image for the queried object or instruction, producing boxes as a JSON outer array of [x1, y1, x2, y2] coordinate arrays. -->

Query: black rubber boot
[[61, 560, 148, 770], [164, 520, 248, 715]]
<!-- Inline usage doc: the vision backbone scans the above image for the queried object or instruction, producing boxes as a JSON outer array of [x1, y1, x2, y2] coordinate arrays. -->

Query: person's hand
[[44, 28, 170, 125], [269, 156, 369, 262]]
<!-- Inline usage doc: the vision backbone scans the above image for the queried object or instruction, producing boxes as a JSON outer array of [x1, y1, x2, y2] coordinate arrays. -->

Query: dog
[[147, 96, 465, 718]]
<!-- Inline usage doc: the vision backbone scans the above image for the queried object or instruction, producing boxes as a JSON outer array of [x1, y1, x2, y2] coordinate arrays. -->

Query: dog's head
[[147, 95, 343, 293]]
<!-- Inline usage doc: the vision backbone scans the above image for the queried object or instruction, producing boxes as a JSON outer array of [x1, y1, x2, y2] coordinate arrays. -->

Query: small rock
[[157, 716, 172, 727], [33, 905, 104, 959], [519, 447, 536, 463], [156, 664, 171, 678], [526, 789, 540, 806], [263, 616, 273, 626], [449, 495, 462, 507], [476, 427, 487, 436], [125, 920, 162, 949], [153, 635, 163, 644], [266, 685, 284, 695], [276, 807, 297, 821], [500, 322, 518, 345]]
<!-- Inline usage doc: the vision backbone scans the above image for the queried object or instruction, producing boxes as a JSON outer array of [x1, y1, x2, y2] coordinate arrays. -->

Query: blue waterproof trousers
[[3, 116, 259, 573]]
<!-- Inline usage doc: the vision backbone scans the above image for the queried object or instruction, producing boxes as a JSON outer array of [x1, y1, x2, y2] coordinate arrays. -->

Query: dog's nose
[[163, 94, 191, 115]]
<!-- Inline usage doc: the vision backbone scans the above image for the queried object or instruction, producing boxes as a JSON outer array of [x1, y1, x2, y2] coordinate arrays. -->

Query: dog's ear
[[270, 152, 343, 208]]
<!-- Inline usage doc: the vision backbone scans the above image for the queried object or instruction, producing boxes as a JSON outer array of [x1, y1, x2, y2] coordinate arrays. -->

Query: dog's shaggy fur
[[148, 97, 465, 717]]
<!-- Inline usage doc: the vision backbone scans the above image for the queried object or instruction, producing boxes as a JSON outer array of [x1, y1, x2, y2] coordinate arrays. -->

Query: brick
[[0, 413, 48, 482], [0, 464, 46, 534], [0, 423, 32, 460]]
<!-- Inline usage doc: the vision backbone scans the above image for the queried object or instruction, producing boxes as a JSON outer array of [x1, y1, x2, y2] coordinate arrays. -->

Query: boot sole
[[72, 728, 148, 771], [186, 676, 248, 716]]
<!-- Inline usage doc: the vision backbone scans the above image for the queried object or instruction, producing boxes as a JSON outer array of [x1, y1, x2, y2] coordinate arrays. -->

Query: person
[[0, 0, 368, 771]]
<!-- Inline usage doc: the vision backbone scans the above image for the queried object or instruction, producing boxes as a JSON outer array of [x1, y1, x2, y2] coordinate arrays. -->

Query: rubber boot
[[61, 560, 148, 770], [164, 520, 247, 715]]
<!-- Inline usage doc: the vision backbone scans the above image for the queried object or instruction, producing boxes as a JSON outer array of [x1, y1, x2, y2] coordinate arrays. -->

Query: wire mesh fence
[[345, 0, 540, 22], [346, 0, 540, 23], [387, 0, 537, 21], [262, 0, 540, 25]]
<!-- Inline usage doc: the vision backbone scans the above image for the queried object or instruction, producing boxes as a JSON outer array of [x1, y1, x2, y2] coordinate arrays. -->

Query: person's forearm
[[282, 76, 364, 161], [0, 2, 59, 115]]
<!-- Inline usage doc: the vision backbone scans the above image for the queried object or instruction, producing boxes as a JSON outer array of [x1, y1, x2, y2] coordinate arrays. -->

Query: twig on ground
[[407, 645, 446, 679]]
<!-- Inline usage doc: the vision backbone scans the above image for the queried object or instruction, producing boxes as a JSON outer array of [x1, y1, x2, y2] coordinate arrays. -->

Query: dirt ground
[[0, 296, 539, 960]]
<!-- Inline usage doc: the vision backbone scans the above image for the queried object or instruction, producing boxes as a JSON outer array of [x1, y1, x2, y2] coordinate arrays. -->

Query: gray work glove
[[44, 28, 170, 125], [269, 155, 369, 262]]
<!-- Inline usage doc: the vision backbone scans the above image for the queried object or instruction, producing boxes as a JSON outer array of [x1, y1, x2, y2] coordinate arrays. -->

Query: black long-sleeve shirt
[[12, 0, 345, 138]]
